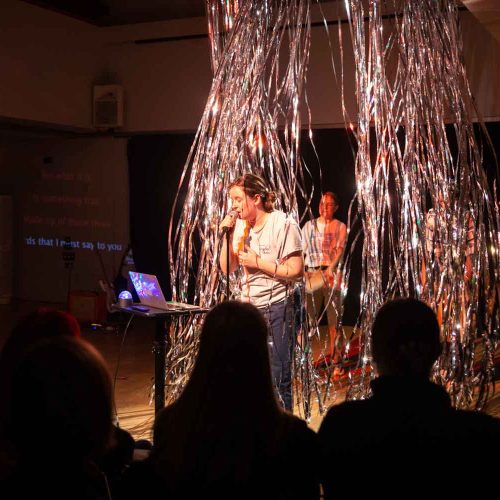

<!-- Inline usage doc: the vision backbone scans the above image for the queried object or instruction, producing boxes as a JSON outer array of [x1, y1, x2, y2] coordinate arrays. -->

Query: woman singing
[[219, 173, 304, 410]]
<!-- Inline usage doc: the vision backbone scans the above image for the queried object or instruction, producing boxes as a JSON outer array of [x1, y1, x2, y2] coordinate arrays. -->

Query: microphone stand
[[220, 212, 236, 301], [226, 231, 230, 301]]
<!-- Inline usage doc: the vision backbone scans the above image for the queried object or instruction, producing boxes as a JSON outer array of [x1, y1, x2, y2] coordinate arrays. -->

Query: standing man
[[302, 192, 347, 371]]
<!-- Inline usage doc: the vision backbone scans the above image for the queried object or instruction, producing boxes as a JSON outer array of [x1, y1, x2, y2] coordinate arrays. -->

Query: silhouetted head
[[13, 308, 80, 338], [2, 308, 80, 364], [154, 301, 278, 440], [152, 301, 282, 487], [9, 336, 113, 462], [0, 309, 81, 426], [189, 300, 276, 407], [372, 298, 441, 377]]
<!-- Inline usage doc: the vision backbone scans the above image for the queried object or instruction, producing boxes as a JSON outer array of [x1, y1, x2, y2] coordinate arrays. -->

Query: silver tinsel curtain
[[161, 0, 498, 412], [165, 0, 314, 409], [343, 0, 499, 408]]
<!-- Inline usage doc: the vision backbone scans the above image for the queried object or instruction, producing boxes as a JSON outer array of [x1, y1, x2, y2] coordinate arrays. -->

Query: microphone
[[220, 210, 238, 236]]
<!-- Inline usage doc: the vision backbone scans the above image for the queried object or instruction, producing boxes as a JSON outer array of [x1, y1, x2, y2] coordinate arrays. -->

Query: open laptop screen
[[129, 272, 170, 309]]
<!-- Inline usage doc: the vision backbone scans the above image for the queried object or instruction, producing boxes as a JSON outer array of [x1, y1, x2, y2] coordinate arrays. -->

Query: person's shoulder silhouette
[[318, 298, 500, 498]]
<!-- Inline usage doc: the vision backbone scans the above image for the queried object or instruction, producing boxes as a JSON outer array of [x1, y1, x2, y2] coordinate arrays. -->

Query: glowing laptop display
[[129, 272, 197, 311]]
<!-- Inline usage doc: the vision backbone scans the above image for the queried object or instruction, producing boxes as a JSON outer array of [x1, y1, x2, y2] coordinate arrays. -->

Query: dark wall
[[128, 134, 194, 299]]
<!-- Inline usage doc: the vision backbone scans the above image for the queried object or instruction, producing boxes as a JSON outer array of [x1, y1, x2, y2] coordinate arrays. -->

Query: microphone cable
[[112, 313, 135, 428]]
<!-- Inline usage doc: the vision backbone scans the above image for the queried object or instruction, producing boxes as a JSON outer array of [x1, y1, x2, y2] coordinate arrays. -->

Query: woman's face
[[229, 185, 258, 221]]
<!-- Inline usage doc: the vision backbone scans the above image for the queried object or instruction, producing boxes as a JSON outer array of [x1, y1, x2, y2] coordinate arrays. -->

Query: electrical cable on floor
[[113, 313, 135, 427]]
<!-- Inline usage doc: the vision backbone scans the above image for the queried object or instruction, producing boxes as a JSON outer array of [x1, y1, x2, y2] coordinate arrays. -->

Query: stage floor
[[81, 313, 355, 440], [1, 301, 499, 442]]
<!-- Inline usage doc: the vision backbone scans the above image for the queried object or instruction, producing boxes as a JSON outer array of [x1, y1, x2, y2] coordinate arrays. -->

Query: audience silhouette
[[5, 299, 496, 498], [0, 309, 82, 476], [318, 298, 500, 497], [118, 300, 319, 499], [1, 336, 114, 498], [0, 309, 134, 497]]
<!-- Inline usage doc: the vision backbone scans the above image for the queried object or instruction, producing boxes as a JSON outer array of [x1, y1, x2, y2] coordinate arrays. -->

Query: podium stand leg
[[153, 317, 171, 414]]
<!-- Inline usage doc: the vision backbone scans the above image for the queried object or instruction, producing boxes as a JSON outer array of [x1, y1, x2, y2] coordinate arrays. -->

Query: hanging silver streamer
[[166, 0, 317, 413], [343, 0, 499, 408]]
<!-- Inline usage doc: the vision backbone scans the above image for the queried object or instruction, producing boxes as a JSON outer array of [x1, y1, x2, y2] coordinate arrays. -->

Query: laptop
[[129, 272, 198, 312]]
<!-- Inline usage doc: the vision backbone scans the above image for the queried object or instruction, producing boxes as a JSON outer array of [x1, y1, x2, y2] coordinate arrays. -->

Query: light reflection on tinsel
[[166, 0, 318, 414], [343, 0, 499, 408]]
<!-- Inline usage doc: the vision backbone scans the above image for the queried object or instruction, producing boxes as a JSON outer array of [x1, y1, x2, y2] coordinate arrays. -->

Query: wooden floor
[[80, 313, 350, 440], [1, 301, 499, 442]]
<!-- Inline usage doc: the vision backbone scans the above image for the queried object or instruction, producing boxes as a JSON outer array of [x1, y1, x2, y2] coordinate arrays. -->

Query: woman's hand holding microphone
[[219, 210, 238, 236]]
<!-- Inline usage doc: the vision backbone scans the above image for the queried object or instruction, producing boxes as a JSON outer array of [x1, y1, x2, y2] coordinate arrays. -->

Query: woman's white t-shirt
[[232, 210, 302, 308]]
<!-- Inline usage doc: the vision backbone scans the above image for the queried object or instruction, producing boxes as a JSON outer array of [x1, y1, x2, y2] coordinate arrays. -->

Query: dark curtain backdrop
[[127, 123, 500, 324], [128, 134, 193, 300], [128, 129, 360, 322]]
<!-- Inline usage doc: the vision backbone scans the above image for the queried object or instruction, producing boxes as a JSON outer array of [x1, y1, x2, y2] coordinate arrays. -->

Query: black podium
[[113, 304, 207, 414]]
